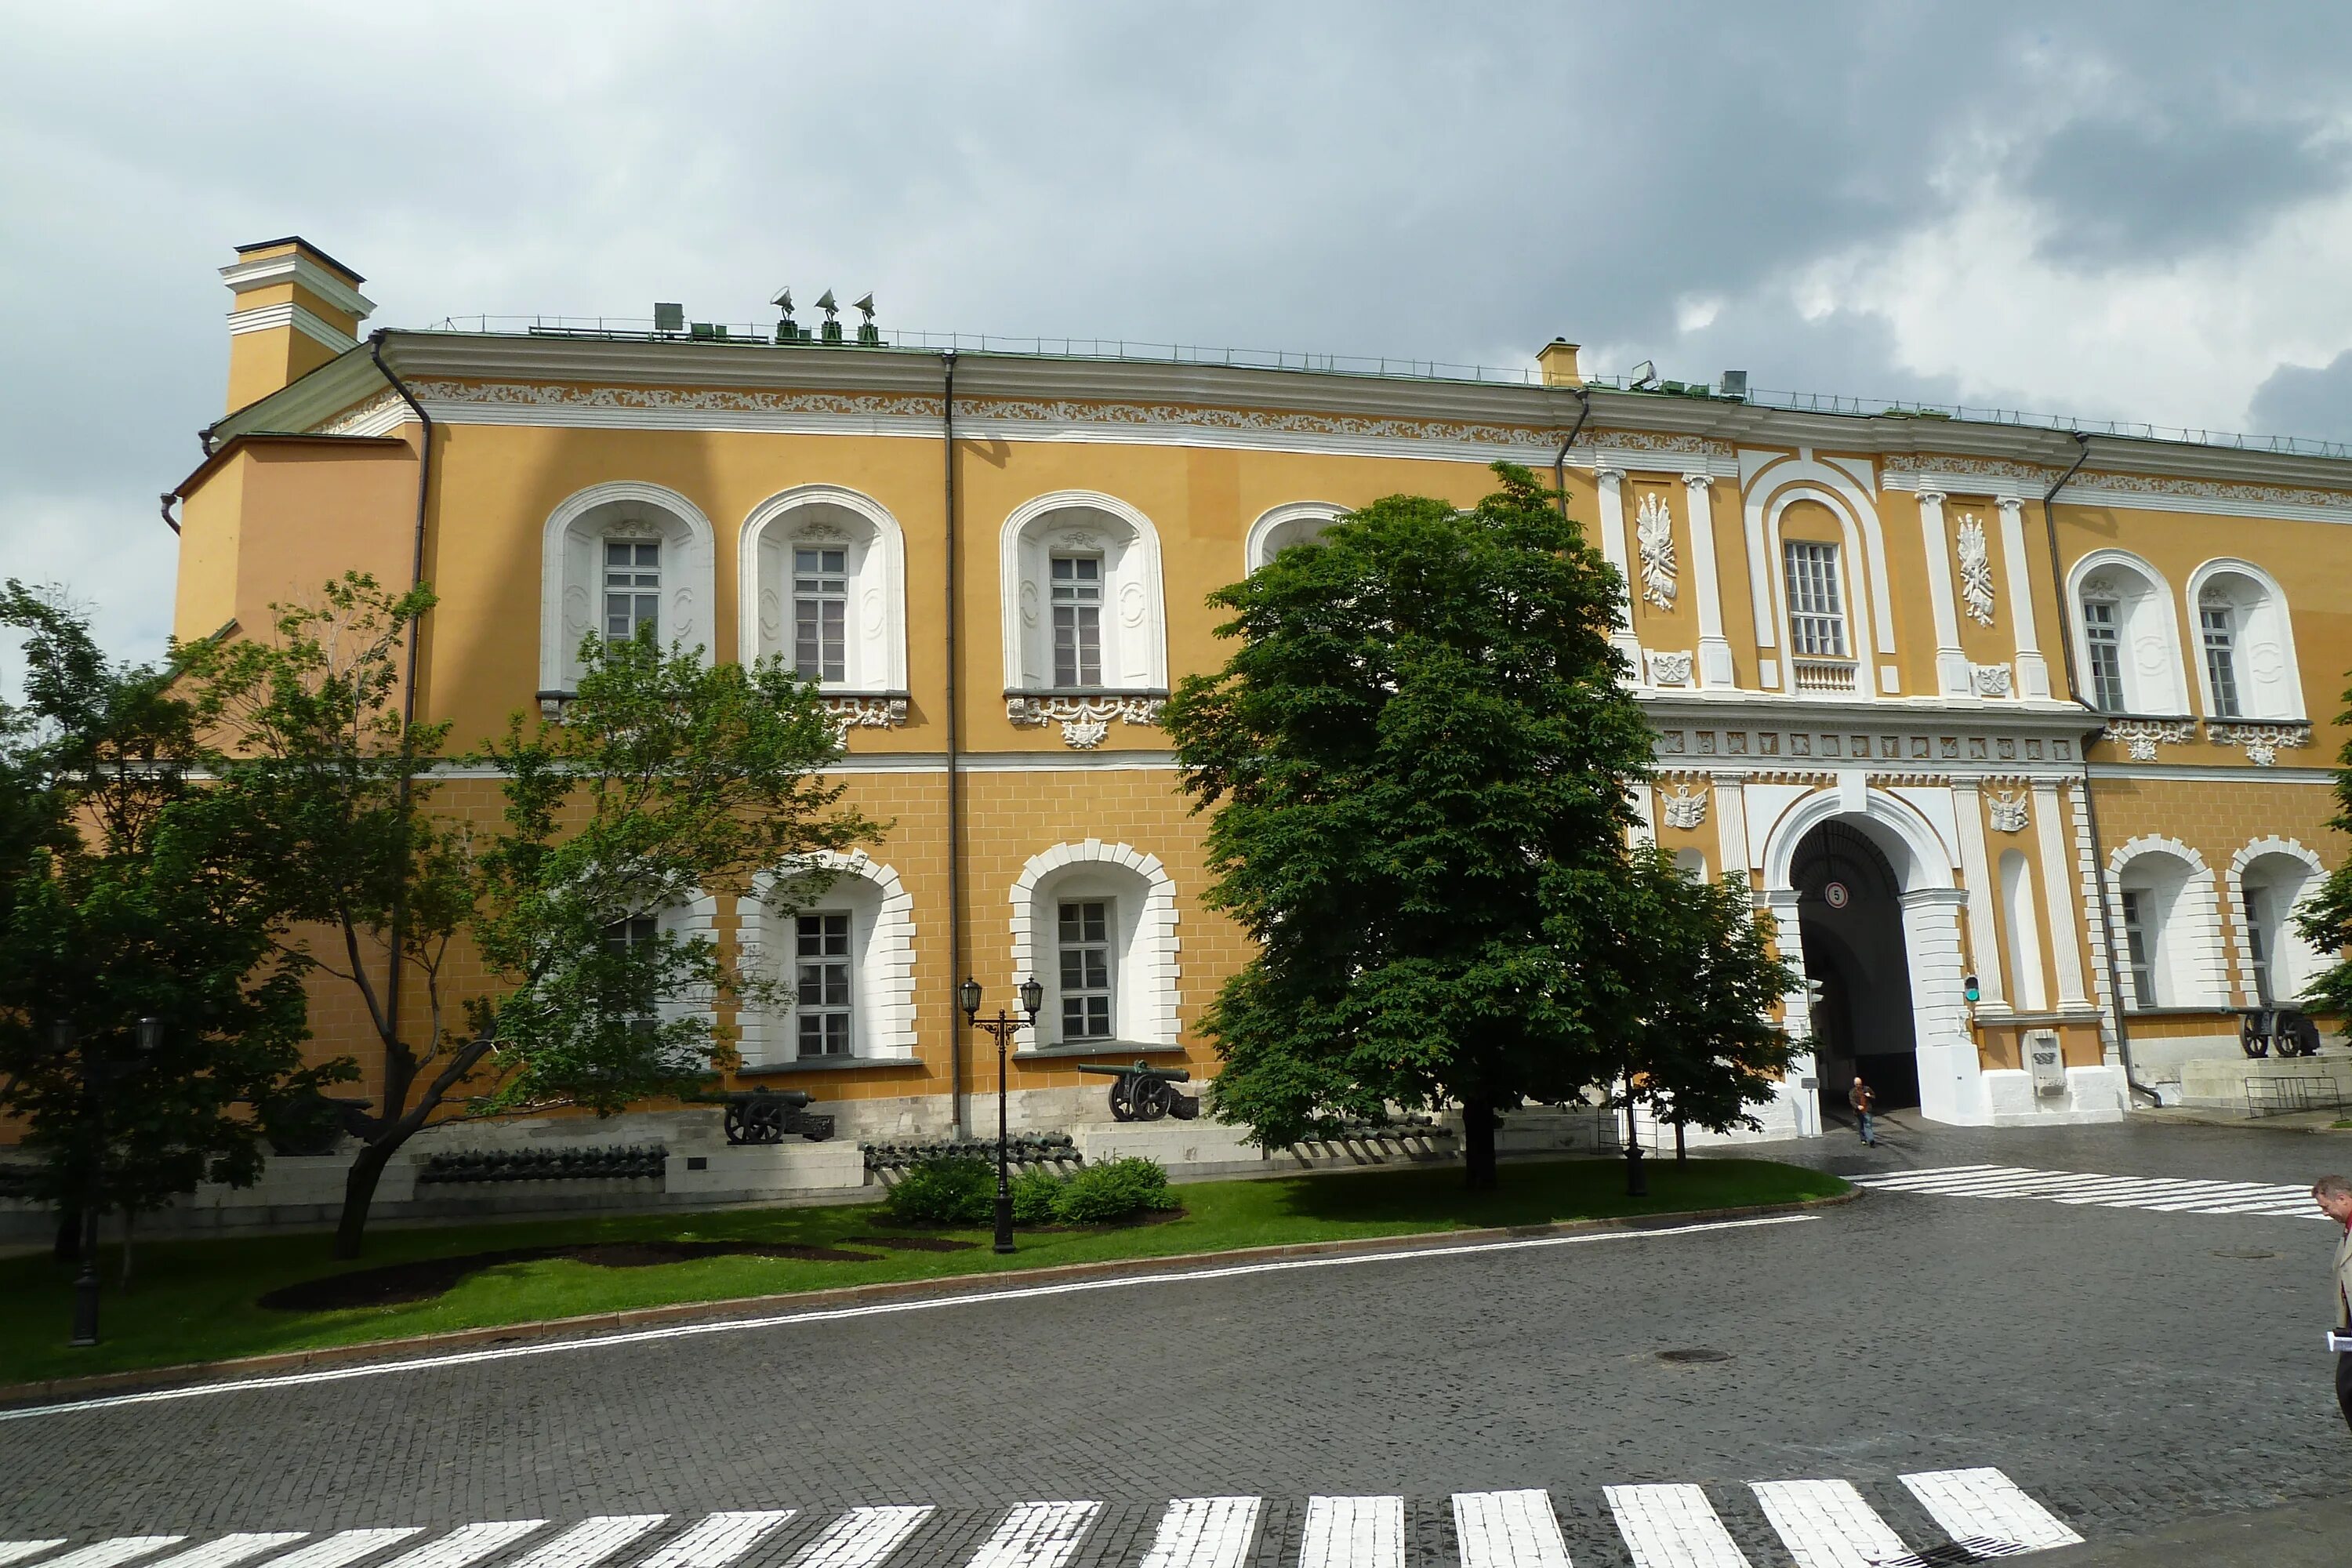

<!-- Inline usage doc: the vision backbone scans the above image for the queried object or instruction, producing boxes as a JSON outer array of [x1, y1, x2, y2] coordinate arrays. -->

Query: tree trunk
[[1461, 1096, 1498, 1192], [53, 1204, 80, 1263], [1674, 1119, 1687, 1162], [333, 1138, 399, 1259]]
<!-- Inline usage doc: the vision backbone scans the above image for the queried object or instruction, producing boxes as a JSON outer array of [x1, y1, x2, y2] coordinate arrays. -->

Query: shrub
[[1010, 1165, 1067, 1223], [886, 1155, 993, 1225], [1053, 1156, 1176, 1223]]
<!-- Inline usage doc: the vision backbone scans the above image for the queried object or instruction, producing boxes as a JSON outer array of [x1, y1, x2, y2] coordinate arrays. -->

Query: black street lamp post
[[67, 1014, 164, 1348], [959, 976, 1043, 1254]]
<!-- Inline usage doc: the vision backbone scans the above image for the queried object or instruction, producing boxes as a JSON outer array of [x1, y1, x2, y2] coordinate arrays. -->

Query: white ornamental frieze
[[1007, 693, 1167, 750], [2103, 718, 2196, 761], [2206, 721, 2311, 767]]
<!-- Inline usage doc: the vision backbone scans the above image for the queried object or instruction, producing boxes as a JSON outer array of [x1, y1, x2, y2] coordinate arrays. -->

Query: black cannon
[[1079, 1059, 1199, 1123], [2238, 1007, 2324, 1060], [700, 1086, 836, 1144]]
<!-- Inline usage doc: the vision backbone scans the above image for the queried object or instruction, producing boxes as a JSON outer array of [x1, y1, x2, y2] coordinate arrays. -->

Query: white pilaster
[[1997, 498, 2051, 700], [1594, 466, 1642, 671], [2033, 780, 2089, 1007], [1916, 491, 1971, 698], [1681, 472, 1736, 688], [1762, 886, 1820, 1138], [1628, 782, 1657, 847], [1906, 887, 1991, 1125], [1950, 780, 2008, 1012], [1712, 773, 1751, 874]]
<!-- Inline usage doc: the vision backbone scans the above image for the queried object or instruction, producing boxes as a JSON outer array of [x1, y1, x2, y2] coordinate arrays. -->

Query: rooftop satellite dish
[[1628, 359, 1659, 390], [771, 287, 793, 312], [815, 289, 838, 318], [853, 292, 875, 321]]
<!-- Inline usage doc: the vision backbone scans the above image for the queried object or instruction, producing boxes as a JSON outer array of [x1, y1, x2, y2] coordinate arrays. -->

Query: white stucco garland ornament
[[1987, 789, 2030, 833], [2206, 721, 2310, 767], [1645, 649, 1693, 687], [2104, 718, 2195, 761], [1007, 693, 1167, 749], [1633, 492, 1678, 610], [1660, 782, 1708, 829], [1954, 514, 1996, 626]]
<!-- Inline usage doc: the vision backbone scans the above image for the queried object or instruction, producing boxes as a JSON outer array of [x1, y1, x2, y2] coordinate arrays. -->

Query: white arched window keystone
[[540, 481, 717, 699], [1010, 841, 1179, 1052], [736, 851, 917, 1068], [2184, 559, 2303, 723], [1001, 492, 1168, 748], [1244, 502, 1345, 574], [2067, 550, 2187, 717], [739, 486, 909, 726]]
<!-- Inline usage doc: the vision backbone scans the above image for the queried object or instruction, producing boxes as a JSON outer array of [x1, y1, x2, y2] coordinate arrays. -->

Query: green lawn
[[0, 1156, 1844, 1385]]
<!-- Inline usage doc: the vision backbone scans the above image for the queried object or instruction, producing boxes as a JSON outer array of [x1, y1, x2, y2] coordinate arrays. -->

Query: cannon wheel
[[1108, 1075, 1139, 1122], [2240, 1017, 2270, 1059], [1131, 1076, 1175, 1122]]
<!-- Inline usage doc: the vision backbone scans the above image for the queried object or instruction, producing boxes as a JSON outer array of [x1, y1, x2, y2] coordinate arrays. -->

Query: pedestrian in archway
[[1849, 1073, 1878, 1147], [2313, 1174, 2352, 1432]]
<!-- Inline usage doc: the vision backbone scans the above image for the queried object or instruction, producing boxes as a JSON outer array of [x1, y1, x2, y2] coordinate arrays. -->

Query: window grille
[[2201, 606, 2241, 718], [795, 912, 852, 1058], [1058, 899, 1114, 1040], [1781, 541, 1849, 658], [1050, 556, 1102, 688], [604, 540, 660, 642], [2082, 599, 2126, 713], [2119, 890, 2157, 1009], [793, 546, 848, 683]]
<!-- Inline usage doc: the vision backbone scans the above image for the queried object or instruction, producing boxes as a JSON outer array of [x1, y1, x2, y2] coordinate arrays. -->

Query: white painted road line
[[0, 1214, 1814, 1424], [1900, 1468, 2082, 1554], [1751, 1480, 1922, 1568], [34, 1542, 187, 1568], [254, 1534, 423, 1568], [964, 1504, 1098, 1568], [636, 1513, 796, 1568], [142, 1538, 309, 1568], [505, 1520, 666, 1568], [786, 1508, 933, 1568], [1135, 1498, 1260, 1568], [1603, 1485, 1750, 1568], [1451, 1490, 1571, 1568], [1853, 1167, 2035, 1190], [0, 1547, 66, 1568], [1299, 1497, 1405, 1568], [372, 1524, 547, 1568]]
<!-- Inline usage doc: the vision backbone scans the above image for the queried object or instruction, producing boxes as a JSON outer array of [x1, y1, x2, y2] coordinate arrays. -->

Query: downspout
[[368, 330, 437, 1079], [941, 350, 967, 1140], [1552, 386, 1593, 520], [2039, 432, 2152, 1106], [159, 494, 181, 535]]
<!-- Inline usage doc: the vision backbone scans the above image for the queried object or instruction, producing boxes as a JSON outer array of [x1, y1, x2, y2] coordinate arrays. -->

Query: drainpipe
[[368, 330, 437, 1079], [2039, 432, 2154, 1106], [159, 494, 180, 535], [1552, 386, 1593, 521], [941, 350, 967, 1140]]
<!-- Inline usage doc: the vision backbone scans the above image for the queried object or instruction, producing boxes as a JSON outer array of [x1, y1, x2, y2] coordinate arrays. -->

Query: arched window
[[738, 486, 907, 695], [2185, 560, 2303, 721], [601, 887, 718, 1068], [737, 852, 917, 1067], [1998, 848, 2048, 1013], [1009, 842, 1179, 1051], [2232, 842, 2326, 1005], [2109, 839, 2228, 1010], [540, 482, 717, 696], [2068, 552, 2186, 716], [1244, 503, 1345, 573], [1672, 847, 1710, 881], [1000, 492, 1167, 695]]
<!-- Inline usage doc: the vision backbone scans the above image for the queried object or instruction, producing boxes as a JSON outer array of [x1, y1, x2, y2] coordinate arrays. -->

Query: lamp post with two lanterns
[[61, 1014, 165, 1348], [957, 975, 1042, 1255]]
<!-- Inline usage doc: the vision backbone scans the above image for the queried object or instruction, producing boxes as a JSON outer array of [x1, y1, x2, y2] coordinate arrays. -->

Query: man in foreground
[[2313, 1174, 2352, 1432]]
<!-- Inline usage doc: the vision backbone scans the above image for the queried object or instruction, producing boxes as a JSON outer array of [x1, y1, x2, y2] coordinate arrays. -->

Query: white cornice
[[220, 252, 376, 321], [228, 301, 359, 354]]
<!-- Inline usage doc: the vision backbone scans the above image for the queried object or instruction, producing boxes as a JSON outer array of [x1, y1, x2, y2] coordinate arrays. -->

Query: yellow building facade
[[168, 238, 2352, 1145]]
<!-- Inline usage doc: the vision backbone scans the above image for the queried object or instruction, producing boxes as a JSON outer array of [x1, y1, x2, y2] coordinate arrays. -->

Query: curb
[[0, 1185, 1857, 1410]]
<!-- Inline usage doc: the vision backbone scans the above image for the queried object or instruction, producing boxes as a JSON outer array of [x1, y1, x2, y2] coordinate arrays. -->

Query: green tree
[[1163, 463, 1656, 1189], [0, 583, 330, 1276], [181, 574, 880, 1256], [2296, 688, 2352, 1023]]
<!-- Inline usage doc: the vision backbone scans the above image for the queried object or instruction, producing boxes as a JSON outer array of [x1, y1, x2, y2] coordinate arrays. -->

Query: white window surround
[[1754, 479, 1892, 697], [540, 481, 717, 695], [2184, 557, 2303, 721], [737, 485, 908, 693], [601, 888, 719, 1043], [2104, 836, 2229, 1010], [1998, 848, 2049, 1013], [2226, 837, 2328, 1007], [1244, 501, 1346, 573], [2066, 550, 2188, 717], [1000, 491, 1167, 693], [737, 851, 916, 1067], [1010, 841, 1178, 1051]]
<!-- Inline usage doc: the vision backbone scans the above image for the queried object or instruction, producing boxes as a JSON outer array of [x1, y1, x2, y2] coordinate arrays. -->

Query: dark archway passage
[[1793, 819, 1919, 1113]]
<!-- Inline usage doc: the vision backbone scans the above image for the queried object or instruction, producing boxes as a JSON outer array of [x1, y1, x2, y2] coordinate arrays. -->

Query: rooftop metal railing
[[413, 314, 2352, 460]]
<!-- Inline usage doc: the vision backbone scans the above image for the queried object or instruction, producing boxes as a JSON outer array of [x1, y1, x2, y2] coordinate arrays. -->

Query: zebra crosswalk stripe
[[373, 1523, 546, 1568], [1857, 1166, 2330, 1221], [1854, 1167, 2035, 1190], [635, 1514, 794, 1568], [503, 1519, 666, 1568], [964, 1504, 1098, 1568], [1900, 1468, 2083, 1554], [142, 1537, 308, 1568], [1135, 1498, 1259, 1568], [1749, 1479, 1918, 1568], [34, 1541, 187, 1568], [0, 1549, 68, 1568], [1450, 1491, 1570, 1568], [788, 1508, 932, 1568], [254, 1534, 423, 1568], [1298, 1497, 1404, 1568], [1602, 1485, 1750, 1568]]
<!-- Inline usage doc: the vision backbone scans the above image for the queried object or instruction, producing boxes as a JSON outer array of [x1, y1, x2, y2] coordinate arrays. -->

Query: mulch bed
[[258, 1239, 884, 1312]]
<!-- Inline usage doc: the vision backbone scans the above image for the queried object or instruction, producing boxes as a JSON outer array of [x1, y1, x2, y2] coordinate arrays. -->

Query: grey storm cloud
[[2249, 351, 2352, 445], [4, 1, 2352, 673]]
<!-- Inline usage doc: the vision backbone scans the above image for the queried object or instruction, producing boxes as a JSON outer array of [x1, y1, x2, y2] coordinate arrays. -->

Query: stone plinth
[[662, 1142, 866, 1197], [2178, 1053, 2352, 1111]]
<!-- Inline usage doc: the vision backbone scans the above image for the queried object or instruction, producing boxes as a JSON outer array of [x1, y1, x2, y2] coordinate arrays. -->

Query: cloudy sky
[[5, 1, 2351, 670]]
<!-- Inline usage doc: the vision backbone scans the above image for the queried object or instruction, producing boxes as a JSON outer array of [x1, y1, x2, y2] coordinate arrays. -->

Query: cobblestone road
[[2, 1119, 2347, 1563]]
